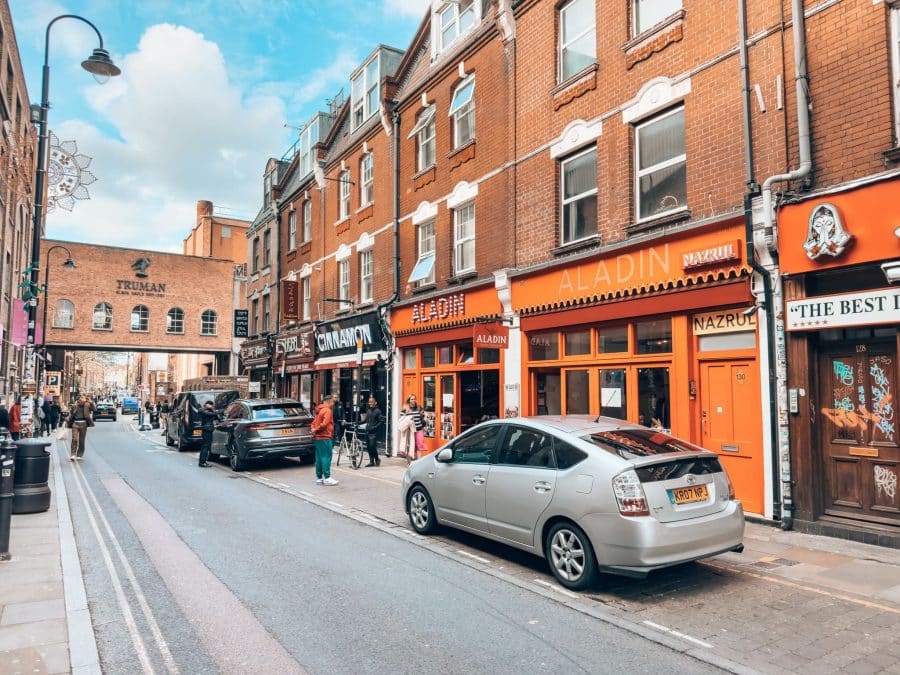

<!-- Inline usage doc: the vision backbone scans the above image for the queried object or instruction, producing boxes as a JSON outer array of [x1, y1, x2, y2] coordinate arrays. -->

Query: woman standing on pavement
[[9, 395, 21, 440], [402, 395, 425, 462]]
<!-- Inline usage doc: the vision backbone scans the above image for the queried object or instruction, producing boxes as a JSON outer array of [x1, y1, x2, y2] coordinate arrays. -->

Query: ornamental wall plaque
[[47, 131, 96, 212], [803, 202, 852, 260]]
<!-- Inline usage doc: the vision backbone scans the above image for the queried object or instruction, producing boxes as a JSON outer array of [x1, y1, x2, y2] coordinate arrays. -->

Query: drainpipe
[[755, 0, 812, 530], [739, 0, 780, 522]]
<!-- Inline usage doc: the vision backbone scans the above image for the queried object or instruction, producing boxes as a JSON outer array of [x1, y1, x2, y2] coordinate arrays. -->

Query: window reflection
[[638, 367, 670, 430]]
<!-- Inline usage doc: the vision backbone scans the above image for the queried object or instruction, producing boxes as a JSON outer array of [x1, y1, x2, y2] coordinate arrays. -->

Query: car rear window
[[580, 429, 706, 460], [252, 405, 309, 420], [191, 394, 215, 407]]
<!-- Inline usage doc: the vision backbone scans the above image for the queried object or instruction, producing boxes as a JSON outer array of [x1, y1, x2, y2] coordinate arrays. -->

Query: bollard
[[12, 438, 51, 514], [0, 438, 17, 561]]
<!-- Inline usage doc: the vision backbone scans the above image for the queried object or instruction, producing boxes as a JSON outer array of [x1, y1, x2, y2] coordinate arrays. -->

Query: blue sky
[[10, 0, 429, 252]]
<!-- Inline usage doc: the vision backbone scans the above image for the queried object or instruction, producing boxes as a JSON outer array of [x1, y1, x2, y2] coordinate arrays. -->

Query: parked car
[[121, 396, 140, 415], [211, 398, 315, 472], [94, 402, 117, 421], [402, 416, 744, 590], [165, 390, 240, 450]]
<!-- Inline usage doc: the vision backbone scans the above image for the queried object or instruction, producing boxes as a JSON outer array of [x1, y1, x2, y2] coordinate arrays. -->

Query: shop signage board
[[233, 310, 249, 338], [682, 240, 741, 270], [692, 309, 757, 335], [473, 322, 509, 349], [786, 287, 900, 331], [315, 311, 386, 358], [281, 280, 299, 321], [248, 381, 261, 393]]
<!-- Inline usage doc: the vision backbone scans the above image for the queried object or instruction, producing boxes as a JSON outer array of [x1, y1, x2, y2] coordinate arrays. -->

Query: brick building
[[183, 199, 250, 264], [0, 0, 37, 401]]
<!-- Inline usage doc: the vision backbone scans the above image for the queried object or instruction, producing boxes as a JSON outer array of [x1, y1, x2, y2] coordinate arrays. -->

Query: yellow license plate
[[193, 429, 202, 436], [670, 484, 709, 505], [279, 429, 295, 436]]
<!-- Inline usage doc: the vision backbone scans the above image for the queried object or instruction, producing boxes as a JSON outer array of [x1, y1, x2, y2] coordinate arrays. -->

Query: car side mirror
[[435, 447, 453, 463]]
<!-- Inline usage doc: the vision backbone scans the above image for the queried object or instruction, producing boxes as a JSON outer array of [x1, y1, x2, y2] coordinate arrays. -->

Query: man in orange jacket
[[311, 395, 338, 486]]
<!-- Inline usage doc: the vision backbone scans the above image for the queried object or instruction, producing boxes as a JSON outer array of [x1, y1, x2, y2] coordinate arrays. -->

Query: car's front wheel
[[407, 485, 437, 534], [544, 521, 597, 591]]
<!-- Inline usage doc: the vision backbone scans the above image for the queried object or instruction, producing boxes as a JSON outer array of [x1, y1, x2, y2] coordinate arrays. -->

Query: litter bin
[[12, 438, 51, 514], [150, 411, 160, 429]]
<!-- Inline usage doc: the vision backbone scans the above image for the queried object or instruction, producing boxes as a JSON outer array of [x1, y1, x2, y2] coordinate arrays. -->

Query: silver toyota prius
[[402, 416, 744, 590]]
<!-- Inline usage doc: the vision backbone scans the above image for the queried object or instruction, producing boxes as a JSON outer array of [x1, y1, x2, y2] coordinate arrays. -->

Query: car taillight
[[244, 423, 266, 431], [724, 470, 736, 500], [612, 470, 650, 517]]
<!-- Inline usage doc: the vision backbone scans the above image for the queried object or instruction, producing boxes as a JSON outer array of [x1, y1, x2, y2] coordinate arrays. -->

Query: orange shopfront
[[393, 285, 506, 454], [778, 176, 900, 540], [510, 221, 768, 516]]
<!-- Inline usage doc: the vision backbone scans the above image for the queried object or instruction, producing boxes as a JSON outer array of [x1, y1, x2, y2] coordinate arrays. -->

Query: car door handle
[[472, 475, 486, 486], [534, 481, 552, 493]]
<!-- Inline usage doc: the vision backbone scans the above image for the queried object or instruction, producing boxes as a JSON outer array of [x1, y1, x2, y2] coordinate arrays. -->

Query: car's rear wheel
[[228, 439, 245, 472], [165, 431, 175, 447], [544, 521, 597, 591], [176, 432, 188, 451], [407, 486, 437, 534]]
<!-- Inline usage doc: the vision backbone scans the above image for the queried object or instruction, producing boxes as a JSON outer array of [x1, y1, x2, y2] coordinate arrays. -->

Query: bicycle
[[336, 425, 365, 469]]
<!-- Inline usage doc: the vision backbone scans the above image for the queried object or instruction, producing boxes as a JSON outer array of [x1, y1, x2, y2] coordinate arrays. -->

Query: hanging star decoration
[[47, 131, 96, 212]]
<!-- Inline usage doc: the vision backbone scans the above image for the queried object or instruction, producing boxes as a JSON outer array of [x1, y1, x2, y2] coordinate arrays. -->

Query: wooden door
[[700, 359, 764, 515], [819, 345, 900, 525]]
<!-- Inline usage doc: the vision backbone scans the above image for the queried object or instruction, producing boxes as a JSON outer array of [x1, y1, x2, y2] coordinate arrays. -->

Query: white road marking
[[69, 464, 156, 674], [456, 549, 491, 564], [326, 500, 344, 508], [298, 491, 314, 498], [532, 578, 578, 599], [642, 620, 713, 649], [275, 482, 290, 489], [73, 463, 180, 673]]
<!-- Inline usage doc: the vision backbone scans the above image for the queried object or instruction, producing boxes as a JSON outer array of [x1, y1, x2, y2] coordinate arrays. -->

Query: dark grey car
[[211, 398, 315, 472]]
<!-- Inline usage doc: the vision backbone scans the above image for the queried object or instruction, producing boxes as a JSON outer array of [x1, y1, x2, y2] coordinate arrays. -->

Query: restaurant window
[[560, 147, 597, 244], [636, 319, 672, 354], [477, 348, 500, 364], [529, 332, 560, 360], [598, 369, 627, 420], [457, 343, 474, 365], [565, 369, 589, 414], [635, 106, 686, 221], [559, 0, 595, 82], [423, 375, 436, 437], [638, 367, 670, 431], [598, 325, 628, 353], [536, 372, 562, 415], [439, 345, 454, 365], [403, 349, 417, 370], [421, 346, 436, 368], [564, 329, 591, 356]]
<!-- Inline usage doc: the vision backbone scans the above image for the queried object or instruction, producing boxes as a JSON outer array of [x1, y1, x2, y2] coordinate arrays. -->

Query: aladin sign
[[473, 322, 509, 349]]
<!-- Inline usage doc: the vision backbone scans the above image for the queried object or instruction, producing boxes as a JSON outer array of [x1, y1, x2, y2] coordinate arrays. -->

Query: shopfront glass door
[[440, 375, 456, 442]]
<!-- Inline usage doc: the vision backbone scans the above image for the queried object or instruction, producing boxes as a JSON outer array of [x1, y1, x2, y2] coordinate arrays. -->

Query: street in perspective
[[1, 0, 899, 674]]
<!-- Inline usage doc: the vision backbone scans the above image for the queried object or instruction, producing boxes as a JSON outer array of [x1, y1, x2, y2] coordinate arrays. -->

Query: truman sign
[[786, 287, 900, 331]]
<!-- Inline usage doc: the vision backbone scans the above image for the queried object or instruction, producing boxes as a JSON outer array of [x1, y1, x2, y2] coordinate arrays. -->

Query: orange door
[[700, 359, 764, 515], [402, 375, 417, 404]]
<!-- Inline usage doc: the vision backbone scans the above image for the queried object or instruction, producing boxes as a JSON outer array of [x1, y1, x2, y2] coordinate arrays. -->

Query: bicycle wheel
[[336, 438, 345, 466], [350, 438, 364, 469]]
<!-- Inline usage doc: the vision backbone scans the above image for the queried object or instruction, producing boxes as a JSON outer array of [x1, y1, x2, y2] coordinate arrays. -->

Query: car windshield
[[580, 429, 706, 460], [192, 394, 215, 406], [252, 405, 309, 420]]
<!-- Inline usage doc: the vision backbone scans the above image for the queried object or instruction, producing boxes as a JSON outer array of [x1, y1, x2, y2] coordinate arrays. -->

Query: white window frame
[[453, 202, 476, 275], [892, 6, 900, 146], [560, 146, 598, 245], [302, 200, 312, 242], [53, 299, 75, 329], [633, 0, 682, 37], [410, 221, 436, 287], [201, 309, 218, 336], [360, 153, 374, 206], [166, 307, 184, 334], [634, 106, 687, 222], [298, 117, 319, 176], [288, 211, 297, 250], [92, 302, 112, 331], [130, 305, 149, 333], [410, 106, 436, 171], [301, 277, 311, 320], [359, 249, 373, 303], [450, 76, 475, 149], [558, 0, 596, 82], [436, 0, 476, 54], [351, 54, 381, 130], [338, 259, 351, 310], [339, 170, 351, 220]]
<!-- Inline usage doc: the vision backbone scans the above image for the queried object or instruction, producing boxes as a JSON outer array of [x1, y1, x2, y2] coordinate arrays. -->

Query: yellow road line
[[702, 561, 900, 615]]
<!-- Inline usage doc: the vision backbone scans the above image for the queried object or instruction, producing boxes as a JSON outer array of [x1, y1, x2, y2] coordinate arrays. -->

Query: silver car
[[402, 416, 744, 590]]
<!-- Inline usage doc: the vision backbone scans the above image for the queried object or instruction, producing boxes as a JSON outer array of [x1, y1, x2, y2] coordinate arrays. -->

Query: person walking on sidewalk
[[67, 394, 96, 460], [311, 395, 338, 486], [364, 396, 383, 467], [40, 397, 52, 437], [0, 401, 10, 433], [197, 400, 217, 467], [49, 398, 61, 433], [9, 395, 22, 441]]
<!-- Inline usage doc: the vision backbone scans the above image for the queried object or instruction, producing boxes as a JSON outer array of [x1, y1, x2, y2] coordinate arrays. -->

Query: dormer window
[[263, 171, 273, 203], [351, 55, 381, 130], [298, 118, 319, 177], [437, 0, 476, 54]]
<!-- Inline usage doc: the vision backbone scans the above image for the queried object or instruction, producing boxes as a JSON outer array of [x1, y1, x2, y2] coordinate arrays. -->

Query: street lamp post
[[39, 245, 75, 389], [22, 15, 119, 429]]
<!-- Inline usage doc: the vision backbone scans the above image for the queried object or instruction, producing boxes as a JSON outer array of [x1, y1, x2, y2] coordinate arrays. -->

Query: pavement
[[1, 428, 899, 674]]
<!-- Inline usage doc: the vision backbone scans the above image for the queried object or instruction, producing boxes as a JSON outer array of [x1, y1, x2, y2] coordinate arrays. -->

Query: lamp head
[[81, 48, 121, 84], [63, 257, 76, 269]]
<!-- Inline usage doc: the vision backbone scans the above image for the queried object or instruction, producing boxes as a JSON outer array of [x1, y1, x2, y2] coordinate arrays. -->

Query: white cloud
[[46, 23, 288, 251], [383, 0, 430, 20], [253, 49, 358, 119]]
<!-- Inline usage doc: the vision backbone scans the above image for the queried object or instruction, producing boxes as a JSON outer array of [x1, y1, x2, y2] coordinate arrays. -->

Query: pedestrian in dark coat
[[197, 401, 217, 467], [49, 399, 62, 431], [41, 398, 52, 436], [364, 396, 383, 467], [332, 396, 345, 444], [0, 403, 10, 433]]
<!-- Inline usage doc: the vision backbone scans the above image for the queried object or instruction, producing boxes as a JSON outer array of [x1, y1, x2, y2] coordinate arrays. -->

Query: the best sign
[[786, 287, 900, 331]]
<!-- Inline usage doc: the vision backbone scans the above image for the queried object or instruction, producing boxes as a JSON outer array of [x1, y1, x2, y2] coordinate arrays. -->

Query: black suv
[[165, 390, 239, 450]]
